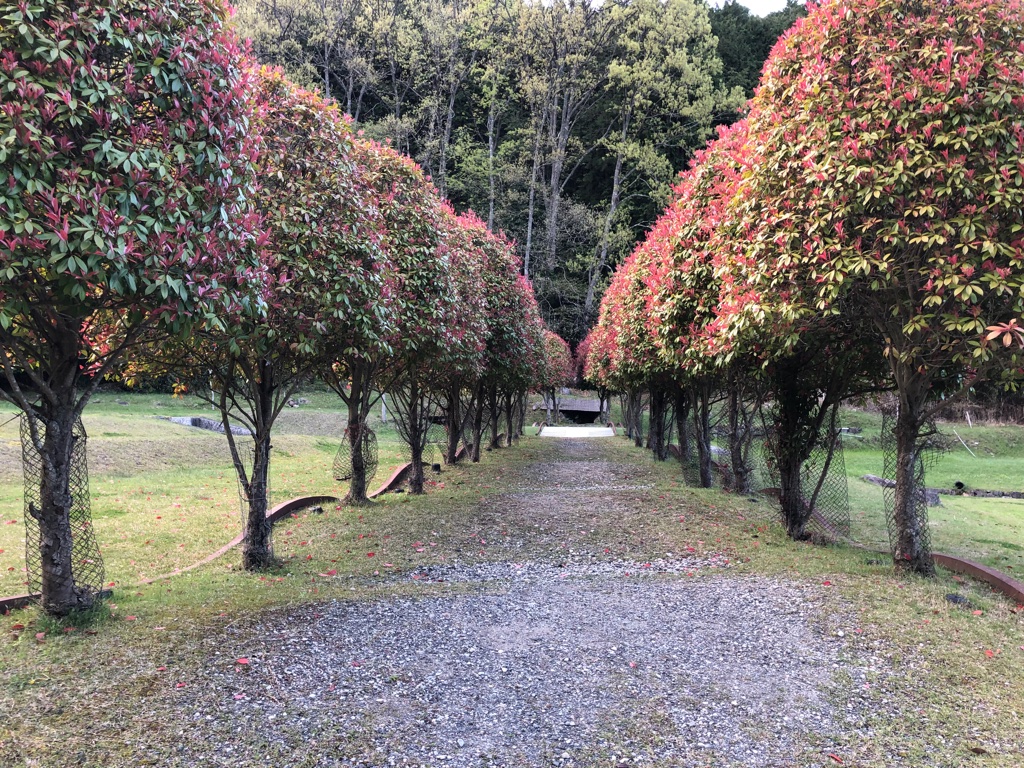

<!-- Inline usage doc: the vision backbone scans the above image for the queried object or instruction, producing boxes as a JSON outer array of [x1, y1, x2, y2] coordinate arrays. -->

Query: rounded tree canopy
[[647, 120, 750, 373], [350, 138, 453, 362], [541, 329, 573, 391], [0, 0, 262, 335], [728, 0, 1024, 377], [248, 67, 385, 359]]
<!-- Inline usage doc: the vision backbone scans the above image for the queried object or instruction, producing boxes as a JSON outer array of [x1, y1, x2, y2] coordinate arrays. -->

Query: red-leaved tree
[[199, 67, 382, 567], [0, 0, 261, 613], [730, 0, 1024, 571]]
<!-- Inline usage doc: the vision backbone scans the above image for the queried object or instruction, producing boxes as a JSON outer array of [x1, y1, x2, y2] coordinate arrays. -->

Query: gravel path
[[169, 439, 882, 768]]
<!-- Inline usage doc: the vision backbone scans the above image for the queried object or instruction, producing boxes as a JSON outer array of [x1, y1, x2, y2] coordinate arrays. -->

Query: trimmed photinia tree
[[729, 0, 1024, 572], [390, 206, 488, 493], [199, 67, 382, 567], [0, 0, 261, 613], [325, 137, 450, 502], [647, 121, 775, 495], [470, 225, 532, 458], [540, 329, 573, 422], [576, 329, 611, 420], [587, 259, 646, 443], [432, 210, 493, 465]]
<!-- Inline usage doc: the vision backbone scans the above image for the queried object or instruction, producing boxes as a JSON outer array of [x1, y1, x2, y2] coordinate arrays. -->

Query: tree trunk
[[545, 96, 572, 269], [772, 369, 810, 538], [523, 103, 547, 278], [586, 109, 630, 319], [345, 371, 371, 504], [240, 367, 276, 570], [892, 398, 936, 575], [488, 383, 501, 448], [242, 429, 274, 569], [727, 373, 755, 495], [503, 391, 514, 446], [487, 99, 498, 231], [443, 382, 461, 464], [649, 386, 668, 461], [694, 384, 713, 488], [472, 380, 486, 462], [633, 392, 645, 448], [407, 381, 426, 494], [30, 409, 94, 615], [675, 387, 691, 467]]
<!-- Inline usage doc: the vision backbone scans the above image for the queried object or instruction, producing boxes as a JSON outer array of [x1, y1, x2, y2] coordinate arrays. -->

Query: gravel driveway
[[165, 439, 882, 768]]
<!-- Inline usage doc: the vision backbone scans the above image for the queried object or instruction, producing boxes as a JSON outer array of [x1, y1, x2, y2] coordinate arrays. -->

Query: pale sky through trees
[[722, 0, 791, 16]]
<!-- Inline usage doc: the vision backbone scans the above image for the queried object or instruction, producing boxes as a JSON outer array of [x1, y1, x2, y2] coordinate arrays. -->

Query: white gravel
[[170, 564, 880, 768], [153, 439, 890, 767]]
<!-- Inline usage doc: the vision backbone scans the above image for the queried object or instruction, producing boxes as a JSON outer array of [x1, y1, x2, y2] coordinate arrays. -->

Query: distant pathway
[[173, 438, 887, 768]]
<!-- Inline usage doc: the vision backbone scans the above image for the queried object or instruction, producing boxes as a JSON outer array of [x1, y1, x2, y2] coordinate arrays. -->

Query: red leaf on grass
[[236, 658, 249, 665], [366, 552, 375, 557], [828, 755, 844, 764]]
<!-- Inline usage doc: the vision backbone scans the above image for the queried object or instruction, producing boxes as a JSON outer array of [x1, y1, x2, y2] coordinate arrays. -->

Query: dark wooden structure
[[538, 396, 602, 424]]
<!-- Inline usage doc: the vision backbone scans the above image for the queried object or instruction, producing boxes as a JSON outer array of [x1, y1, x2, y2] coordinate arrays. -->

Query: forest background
[[234, 0, 805, 347]]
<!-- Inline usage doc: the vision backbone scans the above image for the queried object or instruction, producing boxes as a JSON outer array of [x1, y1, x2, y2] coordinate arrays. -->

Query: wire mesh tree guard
[[233, 437, 271, 512], [21, 414, 105, 605], [880, 401, 947, 572], [422, 420, 447, 466], [333, 424, 379, 486], [758, 404, 851, 541], [232, 435, 275, 559]]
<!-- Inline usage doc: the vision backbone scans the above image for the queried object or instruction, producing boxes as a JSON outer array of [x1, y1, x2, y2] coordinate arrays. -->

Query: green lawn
[[0, 391, 409, 595], [843, 407, 1024, 571]]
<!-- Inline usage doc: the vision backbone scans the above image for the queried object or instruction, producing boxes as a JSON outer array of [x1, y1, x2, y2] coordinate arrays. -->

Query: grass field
[[603, 396, 1024, 572], [0, 390, 409, 596], [842, 407, 1024, 572]]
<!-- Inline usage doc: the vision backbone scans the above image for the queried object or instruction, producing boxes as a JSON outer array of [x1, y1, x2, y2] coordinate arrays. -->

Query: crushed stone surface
[[160, 438, 886, 767], [174, 566, 878, 768]]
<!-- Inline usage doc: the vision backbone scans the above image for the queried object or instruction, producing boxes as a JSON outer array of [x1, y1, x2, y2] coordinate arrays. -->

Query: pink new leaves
[[249, 67, 384, 359], [735, 0, 1024, 376], [0, 0, 261, 333]]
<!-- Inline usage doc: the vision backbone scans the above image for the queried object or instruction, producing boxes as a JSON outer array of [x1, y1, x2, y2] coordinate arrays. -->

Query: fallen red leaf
[[125, 615, 137, 621], [34, 632, 45, 643], [984, 649, 995, 658], [972, 610, 983, 616], [236, 658, 249, 665], [828, 755, 844, 764], [366, 552, 375, 557], [10, 623, 23, 630]]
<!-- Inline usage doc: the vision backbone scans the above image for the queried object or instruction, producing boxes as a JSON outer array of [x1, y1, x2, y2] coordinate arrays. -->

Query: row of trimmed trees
[[585, 0, 1024, 576], [0, 0, 569, 615]]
